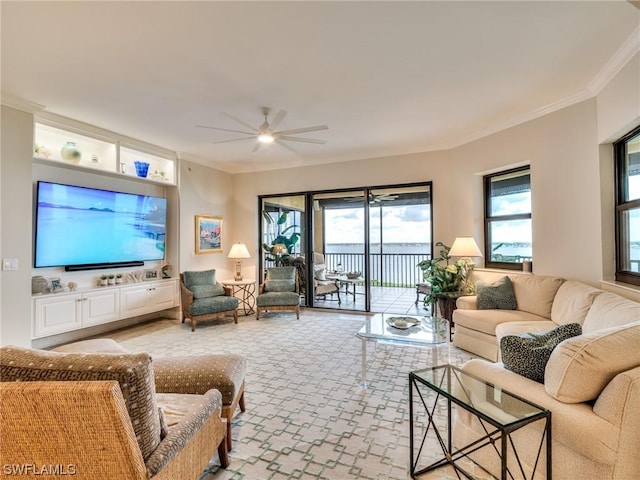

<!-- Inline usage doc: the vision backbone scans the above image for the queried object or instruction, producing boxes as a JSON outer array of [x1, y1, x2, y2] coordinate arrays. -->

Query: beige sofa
[[451, 270, 640, 479]]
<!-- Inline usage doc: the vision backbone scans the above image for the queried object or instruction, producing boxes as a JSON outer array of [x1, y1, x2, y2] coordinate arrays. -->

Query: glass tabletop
[[411, 365, 548, 427], [356, 313, 448, 346]]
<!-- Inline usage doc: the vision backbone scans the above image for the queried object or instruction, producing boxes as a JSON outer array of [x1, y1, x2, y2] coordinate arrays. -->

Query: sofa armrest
[[145, 389, 223, 477], [456, 295, 477, 309], [0, 381, 147, 479]]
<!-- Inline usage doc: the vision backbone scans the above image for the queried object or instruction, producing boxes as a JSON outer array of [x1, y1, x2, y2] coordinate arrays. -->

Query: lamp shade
[[449, 236, 483, 257], [228, 242, 251, 259]]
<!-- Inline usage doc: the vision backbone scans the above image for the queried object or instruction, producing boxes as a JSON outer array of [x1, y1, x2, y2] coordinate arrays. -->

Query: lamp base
[[234, 261, 243, 281]]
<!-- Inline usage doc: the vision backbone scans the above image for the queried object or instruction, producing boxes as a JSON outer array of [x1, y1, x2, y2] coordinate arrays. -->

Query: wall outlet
[[2, 258, 18, 271]]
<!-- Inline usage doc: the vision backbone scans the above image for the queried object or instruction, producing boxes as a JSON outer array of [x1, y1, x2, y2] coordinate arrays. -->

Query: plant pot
[[108, 279, 115, 285], [100, 279, 108, 287]]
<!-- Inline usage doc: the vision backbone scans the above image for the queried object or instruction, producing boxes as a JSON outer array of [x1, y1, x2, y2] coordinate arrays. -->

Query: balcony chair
[[0, 341, 229, 479], [292, 253, 341, 304], [180, 269, 239, 331], [256, 266, 301, 319]]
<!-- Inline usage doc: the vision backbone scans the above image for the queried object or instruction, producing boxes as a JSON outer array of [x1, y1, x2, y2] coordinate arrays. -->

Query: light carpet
[[103, 309, 491, 480]]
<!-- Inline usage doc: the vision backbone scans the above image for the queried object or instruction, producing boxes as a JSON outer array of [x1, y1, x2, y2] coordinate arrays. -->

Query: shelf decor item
[[60, 141, 82, 163], [134, 161, 150, 178]]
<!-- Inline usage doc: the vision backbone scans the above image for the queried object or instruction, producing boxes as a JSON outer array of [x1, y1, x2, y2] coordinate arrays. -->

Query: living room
[[1, 2, 640, 479]]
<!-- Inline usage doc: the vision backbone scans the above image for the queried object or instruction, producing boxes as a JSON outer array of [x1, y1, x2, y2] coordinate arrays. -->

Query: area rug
[[105, 310, 486, 479]]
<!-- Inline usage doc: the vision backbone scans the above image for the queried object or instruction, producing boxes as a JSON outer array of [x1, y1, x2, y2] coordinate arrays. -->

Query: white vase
[[60, 141, 81, 163]]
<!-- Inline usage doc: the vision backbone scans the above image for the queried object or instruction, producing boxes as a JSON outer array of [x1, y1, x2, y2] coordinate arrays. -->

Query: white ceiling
[[2, 1, 639, 173]]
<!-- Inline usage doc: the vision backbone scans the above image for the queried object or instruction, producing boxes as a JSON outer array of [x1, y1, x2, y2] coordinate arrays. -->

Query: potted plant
[[115, 273, 123, 284], [262, 210, 301, 264], [417, 242, 475, 317], [99, 275, 108, 287], [108, 274, 115, 285]]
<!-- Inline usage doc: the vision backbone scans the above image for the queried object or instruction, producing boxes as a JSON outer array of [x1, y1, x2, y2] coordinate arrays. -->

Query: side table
[[409, 365, 551, 480], [221, 279, 256, 316]]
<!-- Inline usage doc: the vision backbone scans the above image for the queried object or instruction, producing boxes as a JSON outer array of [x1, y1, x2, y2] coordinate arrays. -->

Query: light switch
[[2, 258, 18, 271]]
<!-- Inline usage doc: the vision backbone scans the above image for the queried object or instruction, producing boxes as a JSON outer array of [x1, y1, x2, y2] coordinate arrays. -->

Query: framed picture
[[144, 269, 158, 281], [195, 215, 223, 254]]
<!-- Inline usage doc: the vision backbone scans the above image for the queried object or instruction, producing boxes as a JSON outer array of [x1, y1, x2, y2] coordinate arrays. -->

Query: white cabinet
[[32, 279, 179, 339], [120, 280, 179, 317], [34, 294, 83, 338]]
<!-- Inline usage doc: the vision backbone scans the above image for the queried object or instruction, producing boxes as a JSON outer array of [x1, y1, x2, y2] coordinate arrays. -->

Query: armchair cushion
[[0, 346, 161, 460], [500, 323, 582, 383], [264, 279, 295, 292], [476, 276, 517, 310], [183, 269, 216, 288], [257, 291, 300, 307], [190, 283, 225, 299], [314, 265, 327, 281], [190, 295, 238, 316]]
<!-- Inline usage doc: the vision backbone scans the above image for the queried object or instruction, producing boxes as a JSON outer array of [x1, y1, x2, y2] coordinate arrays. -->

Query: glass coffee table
[[409, 365, 551, 479], [356, 313, 448, 389]]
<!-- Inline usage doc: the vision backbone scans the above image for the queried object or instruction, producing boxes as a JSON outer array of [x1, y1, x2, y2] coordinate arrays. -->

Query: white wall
[[1, 106, 35, 346], [179, 159, 237, 280]]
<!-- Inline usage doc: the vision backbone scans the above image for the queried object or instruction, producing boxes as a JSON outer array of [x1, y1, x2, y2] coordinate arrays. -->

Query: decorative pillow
[[500, 323, 582, 383], [0, 346, 161, 460], [183, 269, 215, 288], [267, 266, 296, 281], [544, 321, 640, 403], [314, 266, 327, 281], [190, 283, 225, 298], [264, 279, 295, 292], [476, 276, 517, 310]]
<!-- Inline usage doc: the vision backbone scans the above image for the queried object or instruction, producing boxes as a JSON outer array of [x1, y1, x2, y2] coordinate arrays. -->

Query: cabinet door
[[120, 285, 151, 317], [34, 294, 82, 338], [82, 290, 120, 327], [150, 281, 177, 311]]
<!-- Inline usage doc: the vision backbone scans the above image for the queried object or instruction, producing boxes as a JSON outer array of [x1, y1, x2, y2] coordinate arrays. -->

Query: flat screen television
[[34, 181, 167, 270]]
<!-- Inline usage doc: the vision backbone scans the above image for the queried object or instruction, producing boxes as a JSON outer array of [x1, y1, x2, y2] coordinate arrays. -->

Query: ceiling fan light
[[258, 133, 274, 143]]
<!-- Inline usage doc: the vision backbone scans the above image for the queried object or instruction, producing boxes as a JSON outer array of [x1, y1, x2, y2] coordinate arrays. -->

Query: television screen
[[34, 181, 167, 268]]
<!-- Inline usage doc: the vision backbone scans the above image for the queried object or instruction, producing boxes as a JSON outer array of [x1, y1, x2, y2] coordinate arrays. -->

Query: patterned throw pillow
[[500, 323, 582, 383], [476, 276, 517, 310]]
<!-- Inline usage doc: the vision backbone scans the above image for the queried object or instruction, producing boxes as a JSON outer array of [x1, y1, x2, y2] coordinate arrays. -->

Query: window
[[614, 125, 640, 286], [484, 166, 532, 270]]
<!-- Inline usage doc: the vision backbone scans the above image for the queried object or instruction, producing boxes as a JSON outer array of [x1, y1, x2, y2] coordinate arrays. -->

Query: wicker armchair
[[180, 270, 239, 331], [256, 266, 301, 319], [0, 345, 229, 479]]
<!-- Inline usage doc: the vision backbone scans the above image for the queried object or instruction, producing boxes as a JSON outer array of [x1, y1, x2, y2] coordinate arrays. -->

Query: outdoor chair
[[256, 266, 300, 319], [292, 253, 341, 304]]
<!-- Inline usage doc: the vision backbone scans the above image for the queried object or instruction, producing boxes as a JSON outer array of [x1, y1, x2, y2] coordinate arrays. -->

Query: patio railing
[[324, 252, 431, 288]]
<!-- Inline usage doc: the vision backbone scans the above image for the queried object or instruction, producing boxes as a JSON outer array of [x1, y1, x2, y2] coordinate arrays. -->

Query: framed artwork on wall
[[195, 215, 223, 254]]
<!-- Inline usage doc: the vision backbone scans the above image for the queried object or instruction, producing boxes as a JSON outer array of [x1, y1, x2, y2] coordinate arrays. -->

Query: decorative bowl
[[346, 272, 361, 279]]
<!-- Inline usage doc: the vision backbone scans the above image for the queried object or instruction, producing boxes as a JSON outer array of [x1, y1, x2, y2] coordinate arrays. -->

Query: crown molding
[[0, 92, 45, 114], [588, 25, 640, 95]]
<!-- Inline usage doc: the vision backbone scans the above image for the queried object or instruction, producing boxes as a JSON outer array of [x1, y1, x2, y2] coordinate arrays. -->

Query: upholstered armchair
[[256, 266, 301, 319], [180, 269, 239, 331], [0, 343, 229, 479]]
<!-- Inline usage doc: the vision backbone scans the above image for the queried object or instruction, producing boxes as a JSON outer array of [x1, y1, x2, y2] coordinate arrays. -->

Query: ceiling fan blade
[[275, 139, 297, 153], [211, 137, 255, 144], [268, 110, 287, 131], [274, 125, 329, 136], [251, 141, 262, 153], [278, 135, 327, 144], [196, 125, 256, 135], [220, 112, 259, 132]]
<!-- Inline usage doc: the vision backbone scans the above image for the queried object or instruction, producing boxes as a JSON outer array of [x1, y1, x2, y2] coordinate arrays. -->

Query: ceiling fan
[[196, 107, 328, 152]]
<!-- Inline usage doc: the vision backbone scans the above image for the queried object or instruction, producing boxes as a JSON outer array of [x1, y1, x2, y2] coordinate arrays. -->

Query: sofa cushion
[[545, 321, 640, 403], [190, 283, 225, 299], [550, 280, 602, 326], [183, 269, 216, 288], [0, 346, 161, 460], [454, 308, 548, 336], [509, 274, 564, 319], [581, 292, 640, 334], [476, 276, 516, 310], [190, 295, 238, 316], [500, 323, 582, 383]]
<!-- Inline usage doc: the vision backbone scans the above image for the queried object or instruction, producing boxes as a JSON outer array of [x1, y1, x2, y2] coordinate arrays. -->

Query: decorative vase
[[134, 161, 150, 178], [60, 142, 82, 163]]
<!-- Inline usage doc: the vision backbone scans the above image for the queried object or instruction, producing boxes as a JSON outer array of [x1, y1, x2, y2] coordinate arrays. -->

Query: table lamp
[[228, 242, 251, 280], [448, 236, 483, 260], [271, 243, 288, 266]]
